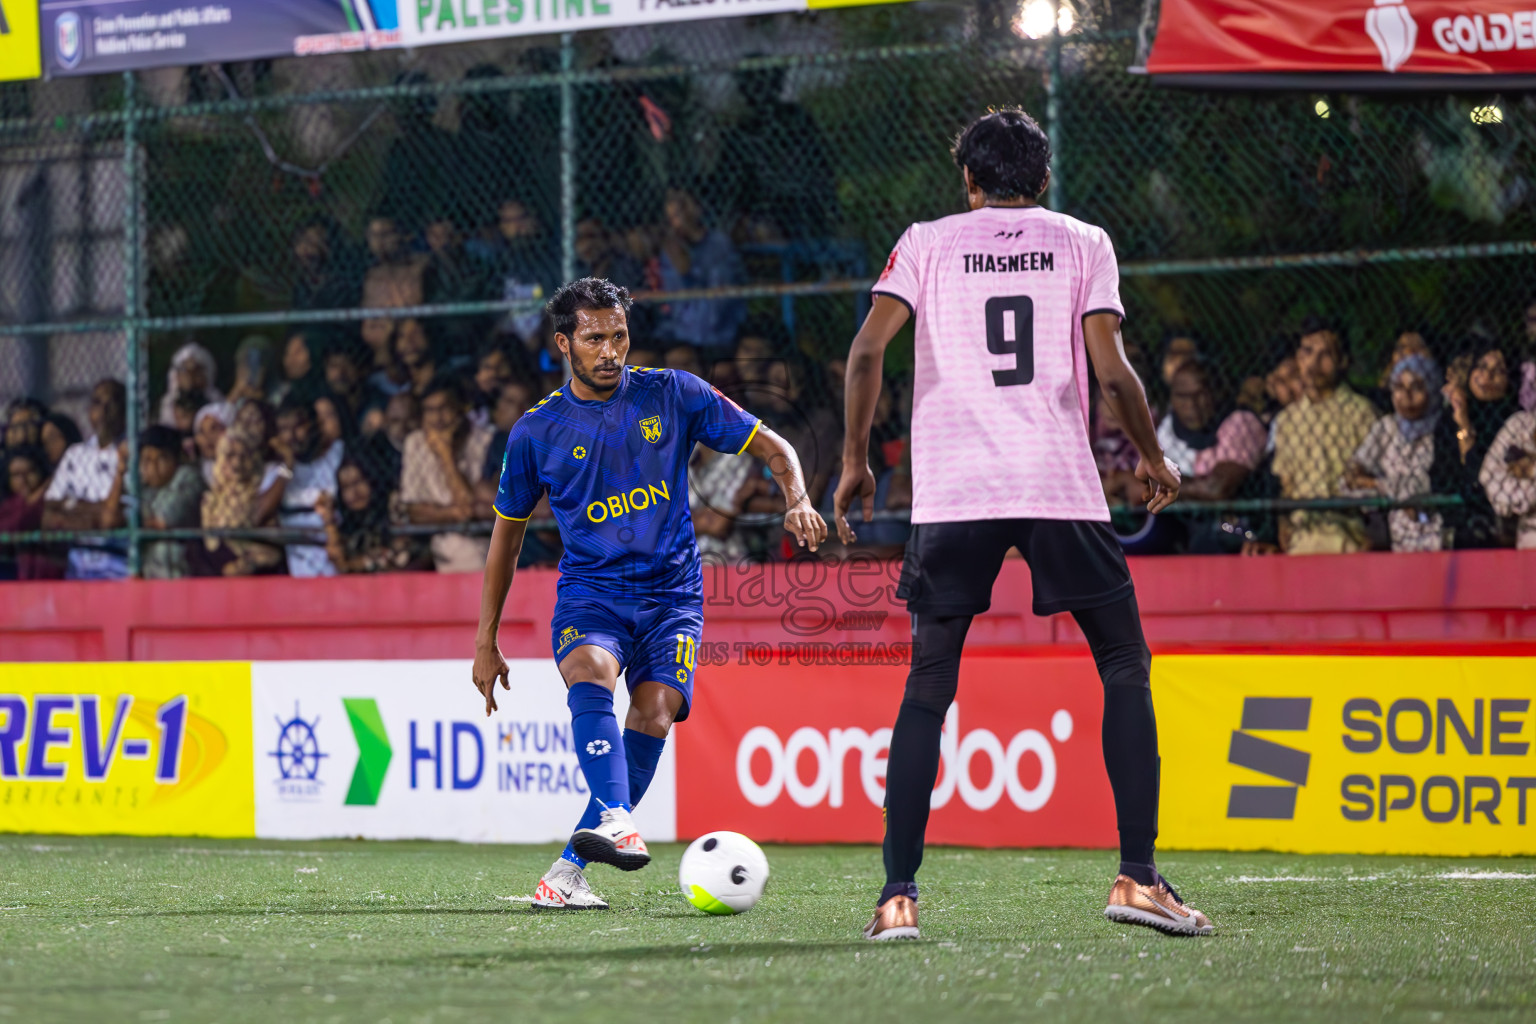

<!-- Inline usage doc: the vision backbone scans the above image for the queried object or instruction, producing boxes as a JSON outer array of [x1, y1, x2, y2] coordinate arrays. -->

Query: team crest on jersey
[[879, 246, 898, 281], [639, 416, 663, 443], [557, 626, 586, 652]]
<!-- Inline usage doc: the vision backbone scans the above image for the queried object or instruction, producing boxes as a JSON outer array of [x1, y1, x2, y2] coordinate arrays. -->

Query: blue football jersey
[[495, 367, 760, 600]]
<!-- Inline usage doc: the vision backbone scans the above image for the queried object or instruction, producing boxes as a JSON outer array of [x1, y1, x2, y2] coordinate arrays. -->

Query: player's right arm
[[1083, 312, 1180, 514], [472, 425, 543, 716], [473, 513, 527, 717], [834, 294, 911, 544]]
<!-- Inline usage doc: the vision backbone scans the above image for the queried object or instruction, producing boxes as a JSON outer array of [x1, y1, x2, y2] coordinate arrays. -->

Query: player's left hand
[[1136, 456, 1182, 514], [832, 460, 878, 544], [784, 497, 827, 552]]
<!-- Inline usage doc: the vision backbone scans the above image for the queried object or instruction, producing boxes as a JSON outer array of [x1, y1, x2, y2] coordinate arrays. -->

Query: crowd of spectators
[[1097, 304, 1536, 555], [3, 280, 1536, 578]]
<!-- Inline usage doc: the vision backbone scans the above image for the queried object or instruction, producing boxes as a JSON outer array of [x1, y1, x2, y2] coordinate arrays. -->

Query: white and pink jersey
[[875, 206, 1124, 524]]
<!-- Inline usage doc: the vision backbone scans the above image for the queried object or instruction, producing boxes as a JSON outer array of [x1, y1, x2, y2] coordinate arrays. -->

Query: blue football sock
[[562, 727, 668, 869], [624, 728, 666, 805], [567, 683, 630, 812]]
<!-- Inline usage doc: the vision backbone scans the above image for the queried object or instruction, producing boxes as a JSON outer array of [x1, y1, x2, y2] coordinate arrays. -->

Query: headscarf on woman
[[158, 342, 225, 426], [1392, 353, 1443, 443], [200, 431, 282, 573]]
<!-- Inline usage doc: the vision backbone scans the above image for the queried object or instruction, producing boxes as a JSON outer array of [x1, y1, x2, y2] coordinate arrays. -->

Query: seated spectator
[[1367, 328, 1432, 410], [270, 330, 325, 407], [1156, 360, 1267, 502], [194, 403, 234, 486], [1434, 339, 1517, 548], [323, 341, 387, 436], [170, 392, 205, 434], [360, 319, 410, 398], [42, 379, 129, 579], [664, 343, 705, 379], [479, 379, 536, 490], [472, 199, 559, 343], [472, 341, 516, 424], [194, 431, 283, 577], [654, 189, 746, 351], [575, 217, 646, 291], [290, 216, 361, 312], [317, 457, 415, 573], [233, 399, 290, 526], [362, 212, 428, 310], [128, 425, 205, 578], [39, 412, 81, 471], [352, 391, 419, 493], [5, 397, 47, 456], [158, 342, 223, 427], [423, 211, 495, 356], [1159, 333, 1199, 391], [0, 446, 60, 579], [393, 318, 440, 398], [400, 378, 494, 573], [734, 325, 781, 393], [1480, 404, 1536, 550], [1270, 319, 1376, 553], [1344, 354, 1444, 552], [274, 399, 344, 577], [226, 335, 276, 406], [314, 392, 355, 450], [750, 357, 839, 508]]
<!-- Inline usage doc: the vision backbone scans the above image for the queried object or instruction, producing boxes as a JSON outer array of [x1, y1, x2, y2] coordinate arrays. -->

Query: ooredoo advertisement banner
[[249, 660, 677, 844], [1156, 655, 1536, 856], [675, 657, 1118, 848], [1148, 0, 1536, 76], [0, 662, 255, 837]]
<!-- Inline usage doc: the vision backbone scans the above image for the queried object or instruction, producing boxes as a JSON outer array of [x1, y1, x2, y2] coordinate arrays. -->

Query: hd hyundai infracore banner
[[1, 655, 1531, 856]]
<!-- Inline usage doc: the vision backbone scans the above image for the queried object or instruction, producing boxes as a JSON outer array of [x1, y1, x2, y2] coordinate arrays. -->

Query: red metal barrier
[[1, 550, 1533, 662]]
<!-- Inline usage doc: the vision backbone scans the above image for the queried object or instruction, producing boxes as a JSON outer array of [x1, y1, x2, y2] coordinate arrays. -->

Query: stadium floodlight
[[1014, 0, 1074, 39]]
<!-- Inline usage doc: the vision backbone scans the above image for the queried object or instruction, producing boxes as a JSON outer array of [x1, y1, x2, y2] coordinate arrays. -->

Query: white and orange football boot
[[570, 806, 651, 871], [1104, 872, 1214, 936], [531, 858, 609, 911]]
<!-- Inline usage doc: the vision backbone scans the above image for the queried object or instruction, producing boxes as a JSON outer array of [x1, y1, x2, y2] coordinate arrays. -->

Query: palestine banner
[[1147, 0, 1536, 86]]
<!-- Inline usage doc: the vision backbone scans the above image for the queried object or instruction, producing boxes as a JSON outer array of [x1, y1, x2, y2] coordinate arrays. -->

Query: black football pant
[[881, 593, 1158, 894]]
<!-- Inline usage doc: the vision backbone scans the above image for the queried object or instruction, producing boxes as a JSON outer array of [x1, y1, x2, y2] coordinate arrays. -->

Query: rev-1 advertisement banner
[[249, 660, 677, 844], [1147, 0, 1536, 76], [1156, 655, 1536, 856], [40, 1, 400, 77]]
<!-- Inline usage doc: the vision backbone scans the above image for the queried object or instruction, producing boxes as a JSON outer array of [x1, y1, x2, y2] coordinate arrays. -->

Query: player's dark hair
[[546, 277, 632, 339], [953, 108, 1051, 201]]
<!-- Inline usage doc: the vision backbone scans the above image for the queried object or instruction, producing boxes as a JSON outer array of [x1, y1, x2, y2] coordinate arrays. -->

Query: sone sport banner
[[2, 655, 1534, 857], [40, 0, 906, 77], [1147, 0, 1536, 76]]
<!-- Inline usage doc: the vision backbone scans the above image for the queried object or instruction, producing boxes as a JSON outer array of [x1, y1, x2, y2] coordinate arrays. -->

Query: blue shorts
[[550, 593, 705, 721]]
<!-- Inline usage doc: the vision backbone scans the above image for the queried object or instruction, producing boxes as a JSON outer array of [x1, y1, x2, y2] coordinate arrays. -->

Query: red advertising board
[[676, 657, 1116, 848], [1148, 0, 1536, 76]]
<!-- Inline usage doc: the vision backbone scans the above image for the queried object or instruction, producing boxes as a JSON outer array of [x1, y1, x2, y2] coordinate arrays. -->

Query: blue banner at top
[[40, 1, 401, 77]]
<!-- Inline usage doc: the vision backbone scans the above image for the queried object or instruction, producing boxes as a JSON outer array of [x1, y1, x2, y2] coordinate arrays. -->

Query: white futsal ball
[[678, 831, 769, 915]]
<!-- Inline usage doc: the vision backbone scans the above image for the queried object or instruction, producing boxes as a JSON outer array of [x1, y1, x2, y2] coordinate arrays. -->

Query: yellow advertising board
[[0, 663, 254, 837], [0, 1, 40, 82], [1156, 655, 1536, 856]]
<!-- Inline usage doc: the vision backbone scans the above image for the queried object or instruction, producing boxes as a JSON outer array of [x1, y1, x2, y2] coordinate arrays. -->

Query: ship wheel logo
[[270, 702, 328, 781]]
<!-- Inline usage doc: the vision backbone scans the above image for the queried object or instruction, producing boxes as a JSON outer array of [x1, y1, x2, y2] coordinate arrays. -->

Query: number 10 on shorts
[[675, 633, 697, 682]]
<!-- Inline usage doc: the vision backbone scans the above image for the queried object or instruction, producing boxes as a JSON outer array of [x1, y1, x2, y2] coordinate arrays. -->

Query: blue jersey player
[[472, 278, 827, 909]]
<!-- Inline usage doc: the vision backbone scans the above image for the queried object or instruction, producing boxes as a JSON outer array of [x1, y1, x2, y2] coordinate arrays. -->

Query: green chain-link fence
[[0, 0, 1532, 578]]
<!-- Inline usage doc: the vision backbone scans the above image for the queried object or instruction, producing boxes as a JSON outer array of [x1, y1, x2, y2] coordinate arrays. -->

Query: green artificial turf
[[1, 836, 1533, 1023]]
